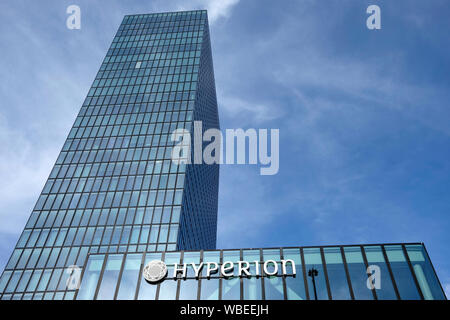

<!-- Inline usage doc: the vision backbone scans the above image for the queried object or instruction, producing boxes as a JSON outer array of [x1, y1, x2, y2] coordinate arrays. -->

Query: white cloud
[[175, 0, 240, 24], [203, 0, 240, 24], [0, 114, 58, 234], [219, 95, 281, 125]]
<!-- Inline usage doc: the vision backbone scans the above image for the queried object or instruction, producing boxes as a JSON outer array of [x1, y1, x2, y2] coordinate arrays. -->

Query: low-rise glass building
[[68, 243, 444, 300]]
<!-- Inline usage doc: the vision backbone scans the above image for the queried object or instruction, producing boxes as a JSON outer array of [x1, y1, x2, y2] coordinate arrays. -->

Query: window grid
[[66, 243, 446, 301], [0, 9, 218, 300]]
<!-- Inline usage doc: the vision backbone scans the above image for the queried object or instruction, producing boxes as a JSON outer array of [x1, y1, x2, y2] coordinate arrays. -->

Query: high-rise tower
[[0, 10, 445, 302], [0, 9, 219, 300]]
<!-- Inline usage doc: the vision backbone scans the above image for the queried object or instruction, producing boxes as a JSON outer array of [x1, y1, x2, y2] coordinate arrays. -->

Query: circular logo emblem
[[143, 260, 167, 283]]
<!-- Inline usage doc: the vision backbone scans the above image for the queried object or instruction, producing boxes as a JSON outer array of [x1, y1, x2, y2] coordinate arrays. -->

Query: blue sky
[[0, 0, 449, 296]]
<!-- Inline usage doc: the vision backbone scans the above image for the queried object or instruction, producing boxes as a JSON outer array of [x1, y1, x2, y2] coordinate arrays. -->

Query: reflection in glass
[[183, 252, 200, 278], [243, 277, 262, 300], [158, 279, 178, 300], [26, 270, 42, 292], [304, 248, 328, 300], [385, 245, 421, 300], [178, 279, 198, 300], [138, 253, 162, 300], [117, 253, 142, 300], [202, 251, 221, 278], [77, 254, 105, 300], [243, 250, 261, 278], [405, 244, 445, 300], [222, 277, 240, 300], [363, 246, 397, 300], [323, 247, 351, 300], [201, 278, 219, 300], [222, 250, 240, 277], [264, 276, 284, 300], [37, 270, 52, 291], [263, 249, 280, 262], [46, 269, 62, 291], [16, 270, 32, 292], [343, 247, 373, 300], [97, 254, 123, 300], [283, 249, 306, 300], [0, 271, 12, 293]]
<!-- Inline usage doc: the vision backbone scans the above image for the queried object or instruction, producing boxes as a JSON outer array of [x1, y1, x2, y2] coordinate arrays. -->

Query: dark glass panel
[[283, 248, 306, 300], [178, 278, 198, 299], [385, 245, 421, 300], [200, 278, 219, 300], [323, 247, 351, 300], [222, 277, 240, 300], [363, 246, 397, 300], [76, 254, 105, 300], [303, 248, 328, 300], [405, 244, 445, 300], [116, 253, 142, 300], [343, 247, 374, 300]]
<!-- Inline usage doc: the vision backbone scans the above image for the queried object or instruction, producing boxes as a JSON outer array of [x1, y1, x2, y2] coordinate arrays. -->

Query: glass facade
[[0, 10, 219, 300], [0, 10, 446, 302], [71, 243, 445, 300]]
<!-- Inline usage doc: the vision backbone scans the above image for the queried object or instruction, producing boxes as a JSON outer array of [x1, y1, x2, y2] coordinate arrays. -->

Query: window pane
[[364, 246, 397, 300], [178, 279, 198, 300], [164, 251, 181, 278], [0, 271, 12, 293], [77, 254, 105, 300], [97, 254, 123, 300], [200, 278, 219, 300], [5, 271, 22, 293], [243, 277, 262, 300], [283, 248, 306, 300], [222, 250, 240, 277], [201, 251, 221, 278], [37, 270, 52, 291], [158, 279, 178, 300], [222, 277, 240, 300], [385, 245, 421, 300], [343, 247, 373, 300], [405, 244, 445, 300], [16, 270, 33, 292], [323, 247, 351, 300], [264, 276, 284, 300], [303, 248, 328, 300], [117, 254, 142, 300], [243, 250, 260, 276], [26, 270, 43, 292]]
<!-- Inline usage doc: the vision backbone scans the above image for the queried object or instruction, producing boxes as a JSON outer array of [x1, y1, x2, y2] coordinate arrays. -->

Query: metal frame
[[340, 246, 355, 300], [421, 243, 447, 299], [381, 245, 401, 300], [68, 242, 446, 301], [401, 244, 424, 300]]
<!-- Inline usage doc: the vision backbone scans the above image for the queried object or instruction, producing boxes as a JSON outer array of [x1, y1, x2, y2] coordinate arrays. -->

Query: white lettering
[[221, 261, 234, 277], [206, 262, 219, 277], [238, 260, 251, 277], [263, 260, 278, 276]]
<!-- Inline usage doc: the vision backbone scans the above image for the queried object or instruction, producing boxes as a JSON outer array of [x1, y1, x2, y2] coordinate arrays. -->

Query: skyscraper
[[0, 9, 219, 300], [0, 10, 446, 301]]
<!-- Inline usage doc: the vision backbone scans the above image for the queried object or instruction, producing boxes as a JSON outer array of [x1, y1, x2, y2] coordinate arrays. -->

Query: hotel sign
[[143, 259, 296, 283]]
